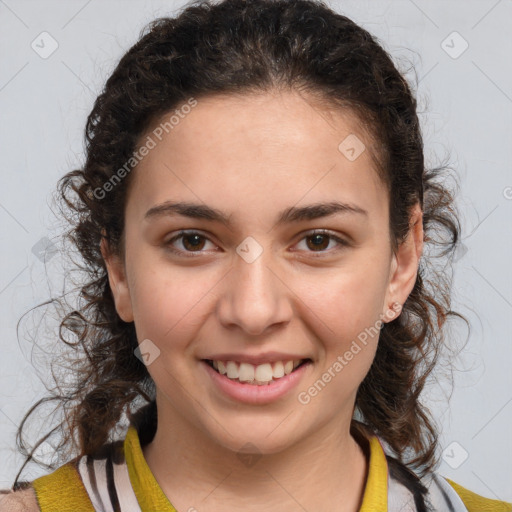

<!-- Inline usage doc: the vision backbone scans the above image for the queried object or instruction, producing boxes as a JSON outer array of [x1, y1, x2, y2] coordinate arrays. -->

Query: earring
[[385, 302, 402, 320]]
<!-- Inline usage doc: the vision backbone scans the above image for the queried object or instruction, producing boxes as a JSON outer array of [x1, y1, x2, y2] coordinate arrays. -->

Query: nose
[[216, 246, 293, 337]]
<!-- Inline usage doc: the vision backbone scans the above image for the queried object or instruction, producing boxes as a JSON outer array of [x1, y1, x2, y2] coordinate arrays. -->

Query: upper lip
[[202, 352, 311, 366]]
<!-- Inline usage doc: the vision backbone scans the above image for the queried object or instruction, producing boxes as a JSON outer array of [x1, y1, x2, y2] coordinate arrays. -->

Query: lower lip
[[202, 360, 311, 404]]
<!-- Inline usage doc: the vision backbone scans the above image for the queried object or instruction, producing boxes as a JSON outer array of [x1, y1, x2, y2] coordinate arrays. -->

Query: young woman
[[1, 0, 510, 511]]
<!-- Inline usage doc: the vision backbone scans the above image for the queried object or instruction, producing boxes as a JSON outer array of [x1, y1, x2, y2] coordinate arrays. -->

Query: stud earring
[[385, 302, 402, 321]]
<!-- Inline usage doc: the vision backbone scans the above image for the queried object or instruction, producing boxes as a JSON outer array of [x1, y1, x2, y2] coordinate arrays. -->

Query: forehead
[[126, 90, 388, 228]]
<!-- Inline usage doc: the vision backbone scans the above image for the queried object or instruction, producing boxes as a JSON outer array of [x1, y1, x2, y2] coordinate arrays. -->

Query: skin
[[101, 89, 423, 512]]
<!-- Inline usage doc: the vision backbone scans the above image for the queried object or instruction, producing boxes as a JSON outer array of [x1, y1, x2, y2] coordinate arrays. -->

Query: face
[[102, 90, 422, 455]]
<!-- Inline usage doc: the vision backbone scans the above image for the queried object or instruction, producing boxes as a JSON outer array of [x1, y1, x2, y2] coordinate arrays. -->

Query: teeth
[[210, 358, 305, 385], [272, 361, 285, 378], [239, 363, 255, 382], [255, 363, 273, 382], [226, 361, 239, 379]]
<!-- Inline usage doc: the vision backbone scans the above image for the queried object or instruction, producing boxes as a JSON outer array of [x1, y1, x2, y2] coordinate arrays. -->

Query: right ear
[[100, 231, 134, 323]]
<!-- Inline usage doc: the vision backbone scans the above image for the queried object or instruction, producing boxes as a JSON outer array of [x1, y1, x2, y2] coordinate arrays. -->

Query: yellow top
[[123, 423, 176, 510], [29, 424, 512, 512], [445, 478, 512, 512]]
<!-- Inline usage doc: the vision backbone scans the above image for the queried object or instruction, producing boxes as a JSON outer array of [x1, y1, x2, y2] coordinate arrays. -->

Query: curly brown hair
[[12, 0, 467, 492]]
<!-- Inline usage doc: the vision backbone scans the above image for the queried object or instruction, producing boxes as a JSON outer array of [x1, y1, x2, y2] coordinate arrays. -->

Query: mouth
[[202, 358, 312, 386]]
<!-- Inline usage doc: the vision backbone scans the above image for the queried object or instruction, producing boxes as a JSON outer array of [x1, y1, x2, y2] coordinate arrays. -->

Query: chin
[[203, 417, 302, 457]]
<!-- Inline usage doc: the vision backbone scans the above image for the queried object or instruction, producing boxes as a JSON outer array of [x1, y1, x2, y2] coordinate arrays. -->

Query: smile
[[204, 359, 310, 385], [202, 357, 312, 404]]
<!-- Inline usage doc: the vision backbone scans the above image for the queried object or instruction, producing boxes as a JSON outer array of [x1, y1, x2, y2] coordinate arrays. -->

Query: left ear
[[382, 202, 423, 323]]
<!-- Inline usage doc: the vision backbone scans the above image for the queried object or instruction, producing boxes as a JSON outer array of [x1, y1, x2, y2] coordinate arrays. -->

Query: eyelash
[[164, 229, 349, 257]]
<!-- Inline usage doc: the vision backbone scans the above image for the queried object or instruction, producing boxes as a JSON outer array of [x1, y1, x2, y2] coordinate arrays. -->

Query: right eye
[[164, 230, 218, 256]]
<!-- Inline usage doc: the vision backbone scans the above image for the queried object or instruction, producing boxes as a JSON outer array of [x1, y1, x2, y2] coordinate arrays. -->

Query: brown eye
[[165, 231, 215, 256], [295, 230, 349, 255], [305, 233, 330, 251], [181, 233, 206, 251]]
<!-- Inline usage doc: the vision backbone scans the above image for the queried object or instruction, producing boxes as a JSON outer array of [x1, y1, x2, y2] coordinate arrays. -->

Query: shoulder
[[383, 451, 511, 512], [0, 487, 39, 512], [443, 476, 512, 512]]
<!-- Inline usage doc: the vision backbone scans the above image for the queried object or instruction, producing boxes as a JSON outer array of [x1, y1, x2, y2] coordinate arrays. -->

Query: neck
[[141, 400, 369, 512]]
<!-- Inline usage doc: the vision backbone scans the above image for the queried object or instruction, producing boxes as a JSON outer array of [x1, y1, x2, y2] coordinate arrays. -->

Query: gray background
[[1, 0, 511, 502]]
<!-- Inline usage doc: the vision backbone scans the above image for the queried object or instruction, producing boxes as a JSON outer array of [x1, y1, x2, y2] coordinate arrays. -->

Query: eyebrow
[[144, 200, 368, 227]]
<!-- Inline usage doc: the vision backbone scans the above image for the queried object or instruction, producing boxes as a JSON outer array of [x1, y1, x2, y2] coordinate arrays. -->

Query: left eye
[[164, 230, 348, 256], [294, 230, 348, 253]]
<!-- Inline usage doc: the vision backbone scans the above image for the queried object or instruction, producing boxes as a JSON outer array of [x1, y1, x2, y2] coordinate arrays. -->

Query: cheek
[[296, 273, 383, 407], [129, 265, 214, 350], [299, 261, 390, 342], [292, 259, 389, 394], [128, 268, 215, 397]]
